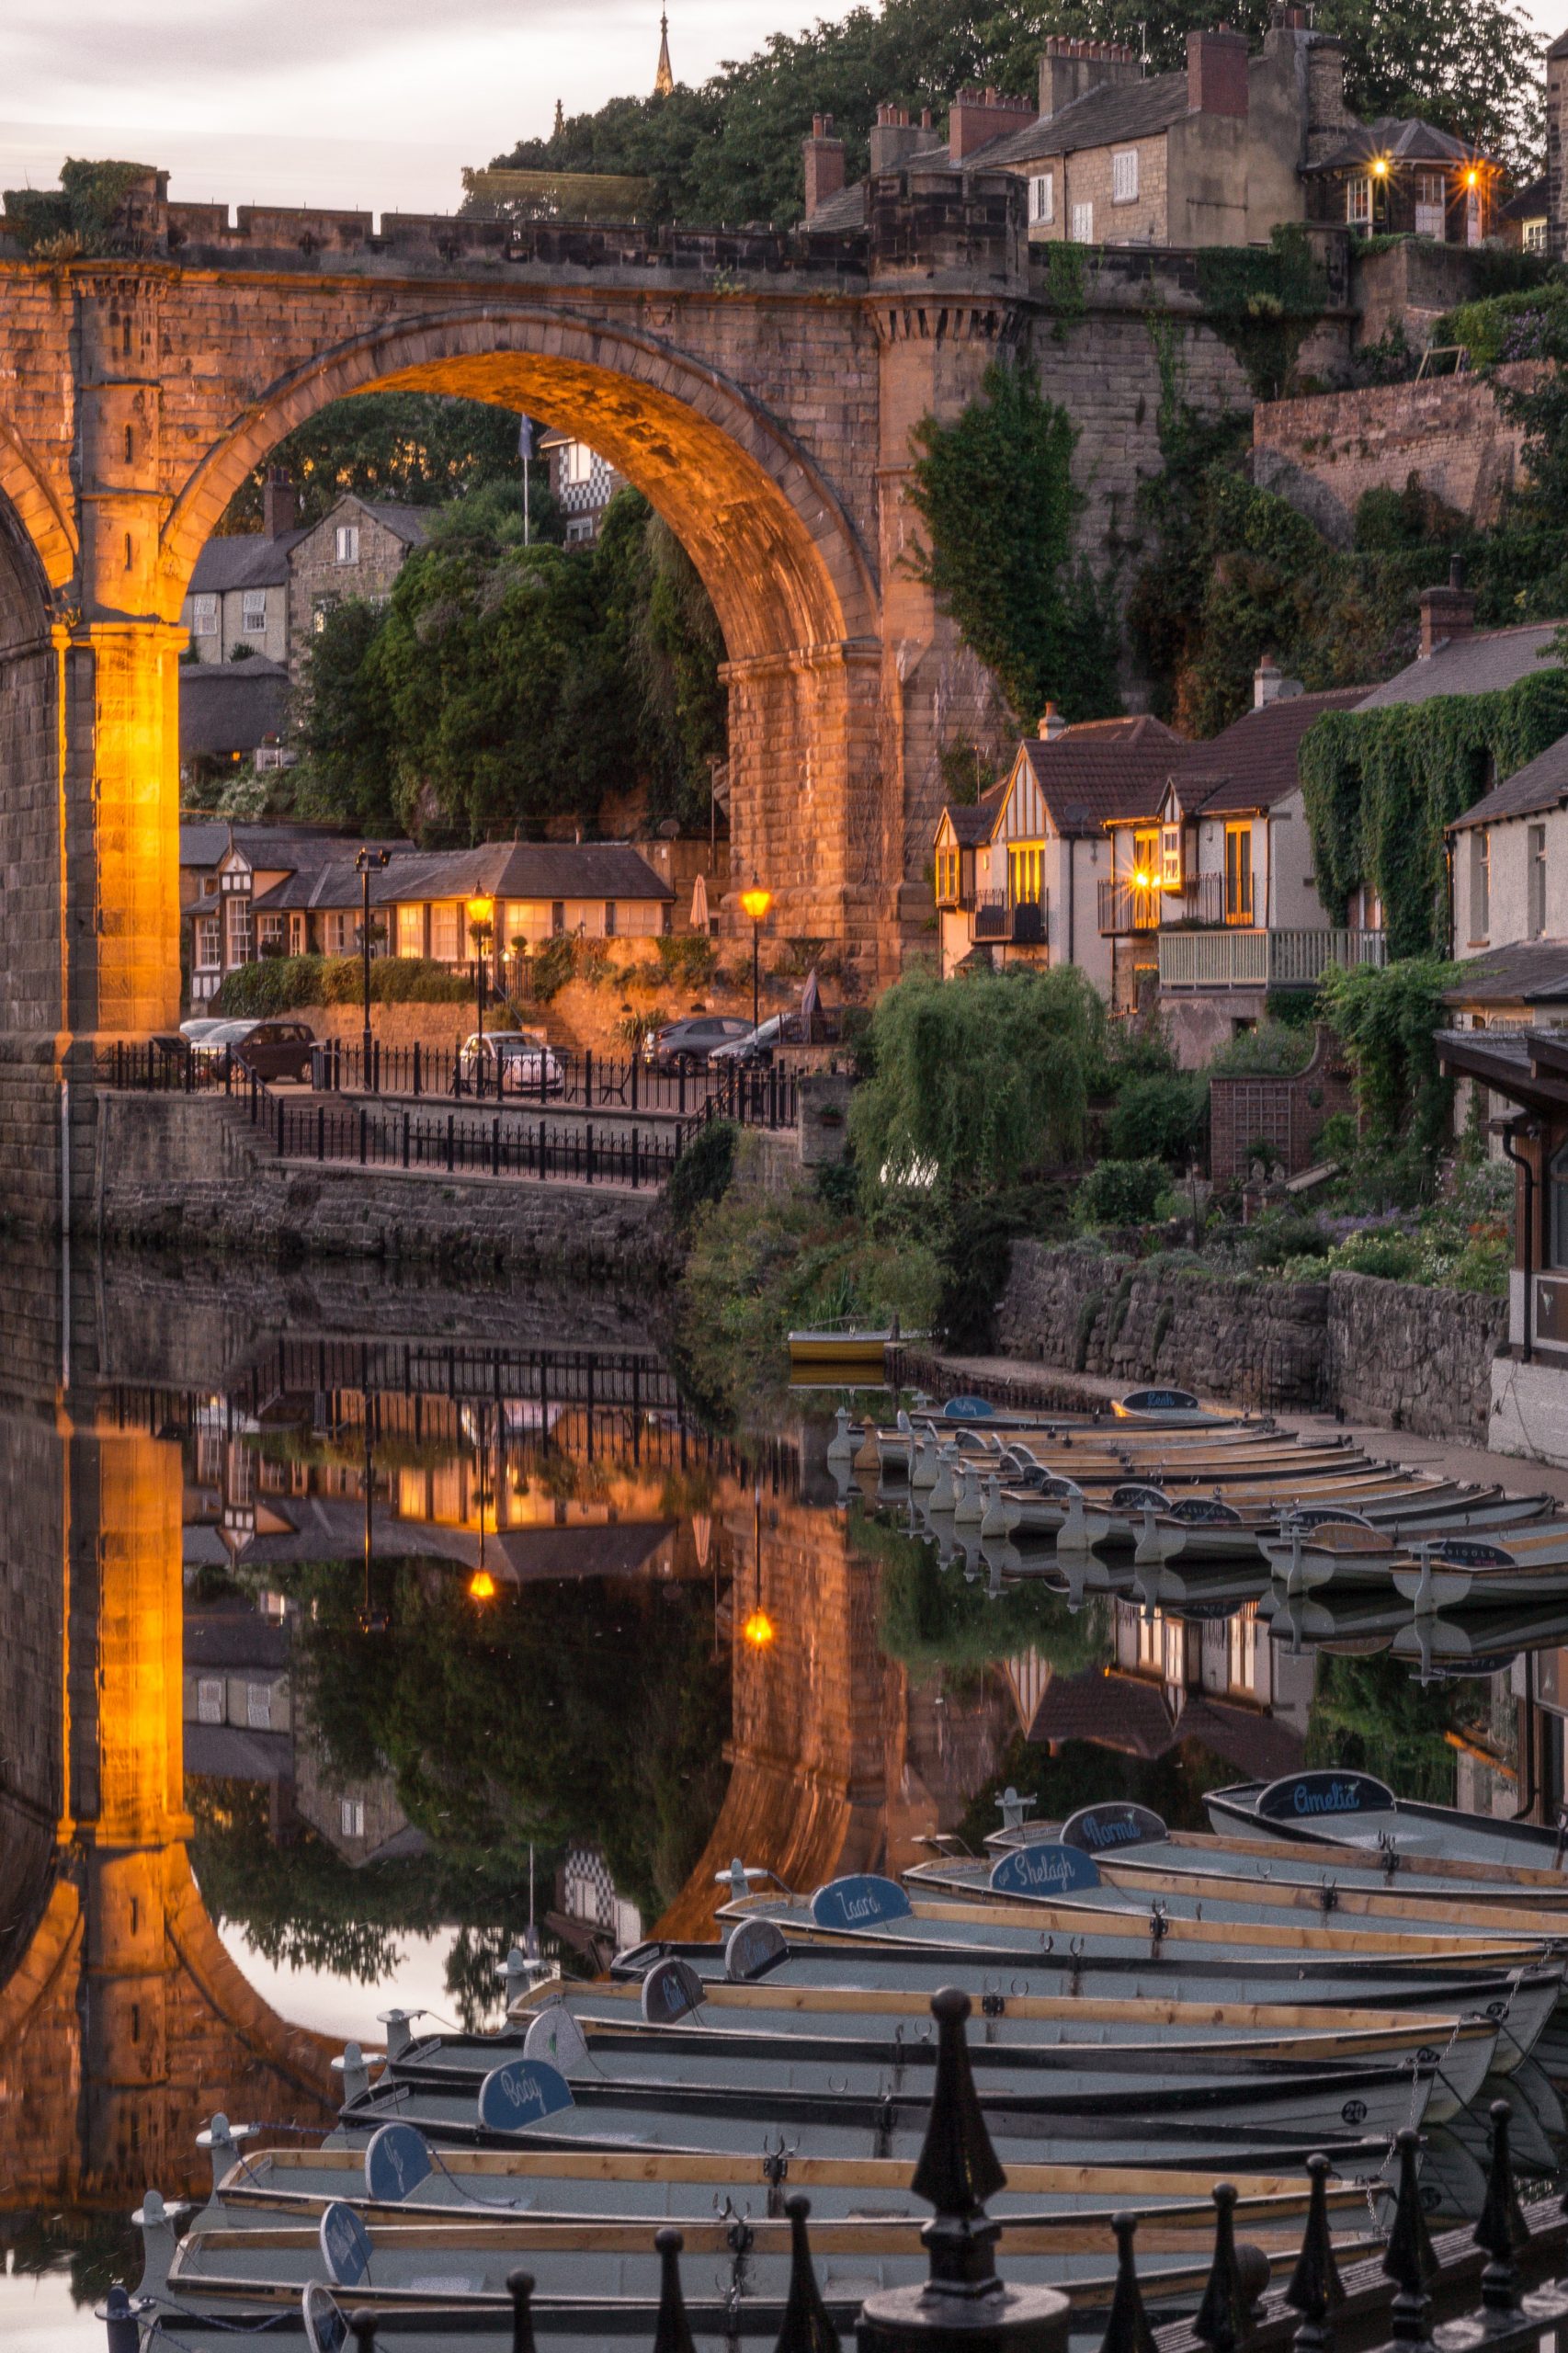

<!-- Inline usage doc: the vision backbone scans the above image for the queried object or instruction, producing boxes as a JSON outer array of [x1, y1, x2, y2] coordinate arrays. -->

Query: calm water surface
[[0, 1245, 1536, 2346]]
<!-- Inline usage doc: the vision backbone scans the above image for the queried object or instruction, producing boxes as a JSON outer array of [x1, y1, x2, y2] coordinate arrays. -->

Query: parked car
[[179, 1017, 232, 1043], [459, 1030, 565, 1095], [233, 1019, 316, 1083], [710, 1009, 838, 1068], [187, 1018, 258, 1071], [642, 1015, 754, 1071]]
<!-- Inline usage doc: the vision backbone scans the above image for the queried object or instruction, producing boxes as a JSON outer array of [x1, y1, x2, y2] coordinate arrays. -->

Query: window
[[551, 900, 565, 937], [256, 913, 284, 954], [562, 441, 594, 485], [1529, 823, 1548, 939], [935, 847, 961, 904], [564, 515, 594, 545], [1007, 843, 1043, 905], [1111, 149, 1139, 204], [1028, 172, 1055, 225], [241, 588, 267, 635], [340, 1799, 365, 1838], [197, 1679, 224, 1725], [191, 593, 218, 638], [312, 593, 338, 635], [396, 904, 425, 959], [1160, 823, 1182, 891], [1346, 176, 1373, 228], [245, 1683, 273, 1730], [335, 523, 359, 564], [1414, 170, 1446, 240], [1466, 187, 1483, 246], [322, 910, 353, 958], [604, 900, 618, 938], [1130, 827, 1160, 929], [1470, 830, 1490, 942], [430, 903, 460, 962], [1070, 200, 1094, 243], [1527, 218, 1548, 256], [1224, 823, 1254, 925], [195, 913, 222, 971], [225, 893, 253, 967]]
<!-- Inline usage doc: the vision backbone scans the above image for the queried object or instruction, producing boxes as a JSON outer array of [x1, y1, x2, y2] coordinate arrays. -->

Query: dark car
[[232, 1019, 315, 1083], [642, 1015, 754, 1071], [710, 1009, 839, 1068]]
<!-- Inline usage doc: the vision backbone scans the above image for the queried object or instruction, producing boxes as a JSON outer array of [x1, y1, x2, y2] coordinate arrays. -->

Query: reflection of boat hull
[[788, 1330, 891, 1373]]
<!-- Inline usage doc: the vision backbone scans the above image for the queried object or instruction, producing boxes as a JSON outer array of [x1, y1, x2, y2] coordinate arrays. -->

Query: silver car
[[459, 1030, 565, 1095]]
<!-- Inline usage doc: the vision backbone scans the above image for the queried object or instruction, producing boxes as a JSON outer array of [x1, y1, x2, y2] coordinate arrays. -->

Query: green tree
[[290, 598, 401, 833], [849, 965, 1105, 1192], [597, 490, 728, 830], [219, 393, 553, 534], [1316, 956, 1459, 1179], [906, 358, 1119, 729]]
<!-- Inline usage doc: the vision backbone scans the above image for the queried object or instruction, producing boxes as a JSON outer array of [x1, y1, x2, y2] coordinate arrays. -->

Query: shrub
[[1106, 1072, 1209, 1166], [211, 954, 474, 1017], [1325, 1225, 1424, 1281], [528, 937, 578, 1002], [654, 934, 718, 989], [663, 1117, 739, 1236], [1312, 1109, 1358, 1164], [1209, 1022, 1313, 1077], [1075, 1158, 1166, 1229], [1246, 1211, 1330, 1272]]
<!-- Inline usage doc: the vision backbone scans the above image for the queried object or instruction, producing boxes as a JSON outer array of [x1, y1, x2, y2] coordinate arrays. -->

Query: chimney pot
[[263, 468, 297, 540], [1420, 573, 1477, 658], [1038, 701, 1068, 739]]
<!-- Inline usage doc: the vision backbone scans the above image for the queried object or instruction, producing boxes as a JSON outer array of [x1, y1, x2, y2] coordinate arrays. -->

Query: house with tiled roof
[[801, 7, 1503, 255], [1100, 662, 1384, 1057], [933, 709, 1184, 985]]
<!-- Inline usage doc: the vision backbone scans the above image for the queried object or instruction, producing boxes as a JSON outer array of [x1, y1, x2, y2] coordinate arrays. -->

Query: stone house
[[179, 822, 410, 1005], [287, 494, 428, 676], [179, 472, 301, 665], [802, 8, 1500, 254], [1100, 666, 1380, 1059], [369, 841, 676, 990], [539, 427, 624, 544], [933, 711, 1184, 986]]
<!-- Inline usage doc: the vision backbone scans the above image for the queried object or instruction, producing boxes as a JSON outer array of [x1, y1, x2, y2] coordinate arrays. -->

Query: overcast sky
[[0, 0, 862, 217], [3, 0, 1560, 219]]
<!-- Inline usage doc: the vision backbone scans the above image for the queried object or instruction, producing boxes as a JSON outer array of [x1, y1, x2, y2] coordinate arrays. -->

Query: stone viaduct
[[0, 166, 1326, 1224]]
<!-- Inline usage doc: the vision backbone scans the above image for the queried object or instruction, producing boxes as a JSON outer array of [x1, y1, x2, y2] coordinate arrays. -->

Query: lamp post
[[356, 847, 390, 1085], [740, 878, 773, 1034], [468, 893, 495, 1097]]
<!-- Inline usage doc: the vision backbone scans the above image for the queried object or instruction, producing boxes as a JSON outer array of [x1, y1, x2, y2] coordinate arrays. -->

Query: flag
[[517, 417, 536, 461]]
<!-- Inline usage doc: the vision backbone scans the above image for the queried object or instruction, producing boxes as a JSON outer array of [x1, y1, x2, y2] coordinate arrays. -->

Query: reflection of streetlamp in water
[[357, 1420, 388, 1634], [469, 1398, 498, 1603], [742, 1477, 775, 1650]]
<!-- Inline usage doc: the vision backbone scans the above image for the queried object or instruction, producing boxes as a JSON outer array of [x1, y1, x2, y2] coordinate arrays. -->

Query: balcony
[[1157, 927, 1388, 991], [1099, 872, 1230, 936], [973, 891, 1047, 946], [1097, 878, 1161, 937]]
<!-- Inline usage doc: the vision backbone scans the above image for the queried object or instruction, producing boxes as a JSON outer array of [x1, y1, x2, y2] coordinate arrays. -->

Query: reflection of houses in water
[[552, 1843, 643, 1969], [293, 1725, 425, 1869]]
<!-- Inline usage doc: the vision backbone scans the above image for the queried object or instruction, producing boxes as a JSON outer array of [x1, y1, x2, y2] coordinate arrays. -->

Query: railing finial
[[1193, 2183, 1261, 2353], [507, 2268, 539, 2353], [1098, 2213, 1157, 2353], [1382, 2129, 1437, 2347], [776, 2195, 841, 2353], [653, 2226, 698, 2353], [1475, 2101, 1528, 2314], [1285, 2154, 1344, 2353]]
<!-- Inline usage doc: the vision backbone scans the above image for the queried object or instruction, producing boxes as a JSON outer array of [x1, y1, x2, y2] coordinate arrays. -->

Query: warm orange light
[[743, 1608, 777, 1649], [467, 894, 495, 928], [1133, 870, 1153, 889], [1464, 168, 1478, 188], [468, 1569, 497, 1600], [741, 882, 774, 925], [1371, 156, 1389, 178]]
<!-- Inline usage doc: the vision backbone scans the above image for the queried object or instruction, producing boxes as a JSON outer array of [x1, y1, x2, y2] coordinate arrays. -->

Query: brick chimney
[[1254, 654, 1303, 709], [263, 469, 298, 539], [1419, 555, 1476, 657], [948, 85, 1038, 163], [1038, 702, 1068, 739], [1039, 37, 1141, 122], [802, 115, 846, 218], [869, 102, 927, 174], [1187, 27, 1250, 117]]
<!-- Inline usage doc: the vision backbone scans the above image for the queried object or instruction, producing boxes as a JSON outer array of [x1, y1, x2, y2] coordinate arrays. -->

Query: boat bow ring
[[475, 2057, 574, 2131], [364, 2122, 435, 2203], [809, 1874, 912, 1930]]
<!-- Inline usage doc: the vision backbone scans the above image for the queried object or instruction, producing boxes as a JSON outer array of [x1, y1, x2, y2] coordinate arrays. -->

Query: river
[[0, 1243, 1532, 2347]]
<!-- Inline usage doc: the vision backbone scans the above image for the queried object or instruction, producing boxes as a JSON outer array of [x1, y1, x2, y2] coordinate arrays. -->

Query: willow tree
[[849, 965, 1104, 1193]]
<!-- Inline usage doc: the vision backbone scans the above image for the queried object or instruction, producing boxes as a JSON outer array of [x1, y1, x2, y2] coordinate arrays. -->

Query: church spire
[[653, 9, 674, 96]]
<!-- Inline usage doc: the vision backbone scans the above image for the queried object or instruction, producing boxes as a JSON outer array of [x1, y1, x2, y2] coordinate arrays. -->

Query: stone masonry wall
[[998, 1239, 1506, 1438], [1253, 369, 1530, 541], [92, 1093, 679, 1279]]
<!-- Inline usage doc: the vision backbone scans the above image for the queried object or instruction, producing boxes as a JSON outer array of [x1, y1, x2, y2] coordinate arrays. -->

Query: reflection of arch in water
[[0, 1418, 337, 2208]]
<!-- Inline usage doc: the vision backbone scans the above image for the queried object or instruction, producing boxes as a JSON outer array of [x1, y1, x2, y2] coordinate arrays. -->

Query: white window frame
[[1070, 199, 1094, 243], [225, 894, 253, 968], [256, 912, 285, 954], [191, 593, 218, 638], [395, 903, 426, 960], [430, 903, 460, 963], [1526, 218, 1548, 255], [562, 441, 594, 486], [1111, 149, 1139, 204], [240, 588, 267, 635], [195, 913, 222, 971], [246, 1682, 273, 1730], [335, 523, 360, 564], [197, 1678, 224, 1725], [564, 515, 595, 545], [1346, 176, 1373, 227], [1028, 171, 1055, 225], [341, 1798, 365, 1838]]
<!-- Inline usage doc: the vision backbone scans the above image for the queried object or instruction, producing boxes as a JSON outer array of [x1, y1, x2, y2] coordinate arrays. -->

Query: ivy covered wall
[[1300, 671, 1568, 957]]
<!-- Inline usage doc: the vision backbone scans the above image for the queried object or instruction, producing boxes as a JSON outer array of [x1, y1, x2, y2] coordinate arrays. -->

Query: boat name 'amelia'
[[1293, 1779, 1369, 1815]]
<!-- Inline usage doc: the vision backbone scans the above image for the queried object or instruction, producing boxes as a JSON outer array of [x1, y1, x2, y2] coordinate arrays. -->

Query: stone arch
[[0, 417, 75, 601], [159, 305, 880, 664]]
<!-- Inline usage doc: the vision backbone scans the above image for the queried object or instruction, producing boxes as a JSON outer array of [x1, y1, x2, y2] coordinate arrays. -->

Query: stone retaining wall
[[92, 1093, 677, 1279], [998, 1240, 1506, 1438]]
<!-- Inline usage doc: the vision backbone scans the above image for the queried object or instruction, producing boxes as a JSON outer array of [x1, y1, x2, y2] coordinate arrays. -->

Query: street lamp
[[467, 893, 495, 1095], [356, 847, 391, 1084], [740, 878, 773, 1033]]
